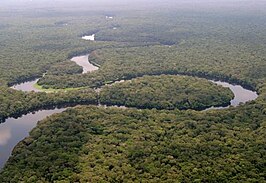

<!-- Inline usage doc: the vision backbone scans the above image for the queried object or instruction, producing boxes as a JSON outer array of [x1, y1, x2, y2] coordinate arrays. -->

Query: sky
[[1, 0, 265, 14], [2, 0, 265, 6]]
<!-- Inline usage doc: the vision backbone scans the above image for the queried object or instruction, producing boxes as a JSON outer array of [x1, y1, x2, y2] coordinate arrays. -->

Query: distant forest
[[0, 0, 265, 182]]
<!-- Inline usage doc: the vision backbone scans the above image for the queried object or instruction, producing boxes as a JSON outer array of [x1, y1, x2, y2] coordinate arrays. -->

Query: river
[[0, 54, 99, 169], [0, 108, 65, 169], [209, 81, 258, 107], [10, 57, 258, 109], [71, 54, 98, 73], [10, 54, 97, 91], [2, 51, 258, 170], [11, 79, 40, 92], [81, 34, 95, 41]]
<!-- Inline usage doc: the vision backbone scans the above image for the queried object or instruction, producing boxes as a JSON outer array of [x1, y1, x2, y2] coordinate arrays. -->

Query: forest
[[1, 105, 265, 182], [0, 0, 265, 182], [38, 40, 266, 91], [0, 87, 97, 122], [99, 75, 234, 110]]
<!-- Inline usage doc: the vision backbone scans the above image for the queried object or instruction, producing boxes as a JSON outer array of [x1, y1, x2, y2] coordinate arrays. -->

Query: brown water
[[10, 79, 40, 92], [211, 81, 258, 107], [71, 54, 98, 74], [11, 54, 99, 92]]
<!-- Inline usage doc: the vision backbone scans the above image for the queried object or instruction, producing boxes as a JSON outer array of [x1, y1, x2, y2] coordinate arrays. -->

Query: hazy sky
[[1, 0, 265, 15], [2, 0, 265, 6]]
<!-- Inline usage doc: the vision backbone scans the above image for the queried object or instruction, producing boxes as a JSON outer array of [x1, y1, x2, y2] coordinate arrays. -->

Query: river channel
[[1, 48, 258, 169], [0, 108, 66, 169]]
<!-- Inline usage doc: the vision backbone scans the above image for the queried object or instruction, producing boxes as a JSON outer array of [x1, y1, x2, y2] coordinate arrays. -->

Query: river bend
[[2, 41, 258, 170]]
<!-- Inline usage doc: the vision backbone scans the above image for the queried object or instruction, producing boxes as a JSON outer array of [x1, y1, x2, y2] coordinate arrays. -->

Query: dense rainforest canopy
[[0, 0, 265, 182], [1, 105, 265, 182], [99, 75, 234, 110]]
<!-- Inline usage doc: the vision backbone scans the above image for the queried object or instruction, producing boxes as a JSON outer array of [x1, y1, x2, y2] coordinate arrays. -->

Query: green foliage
[[100, 75, 234, 110], [0, 105, 265, 182], [0, 1, 265, 182], [35, 9, 266, 91], [38, 41, 266, 91], [0, 87, 98, 122], [46, 61, 83, 76]]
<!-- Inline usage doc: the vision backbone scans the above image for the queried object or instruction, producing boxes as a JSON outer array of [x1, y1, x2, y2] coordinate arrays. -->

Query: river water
[[11, 79, 40, 92], [0, 54, 99, 169], [10, 54, 97, 91], [71, 54, 98, 74], [210, 81, 258, 107], [81, 34, 95, 41], [1, 53, 258, 169], [9, 55, 259, 108], [0, 108, 65, 169]]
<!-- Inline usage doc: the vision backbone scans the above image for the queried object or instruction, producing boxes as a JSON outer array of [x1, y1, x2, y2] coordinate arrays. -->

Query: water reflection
[[10, 54, 99, 91], [11, 79, 40, 92], [106, 16, 114, 19], [0, 127, 11, 146], [0, 108, 66, 169], [71, 54, 99, 74], [81, 34, 95, 41], [212, 81, 258, 107]]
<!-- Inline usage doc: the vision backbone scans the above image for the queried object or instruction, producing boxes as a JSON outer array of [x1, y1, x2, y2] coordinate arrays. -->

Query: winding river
[[1, 45, 258, 169], [9, 55, 259, 108], [0, 54, 100, 169]]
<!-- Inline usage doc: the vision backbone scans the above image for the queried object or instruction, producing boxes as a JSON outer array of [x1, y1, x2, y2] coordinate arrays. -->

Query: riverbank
[[0, 108, 66, 169], [10, 52, 259, 110]]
